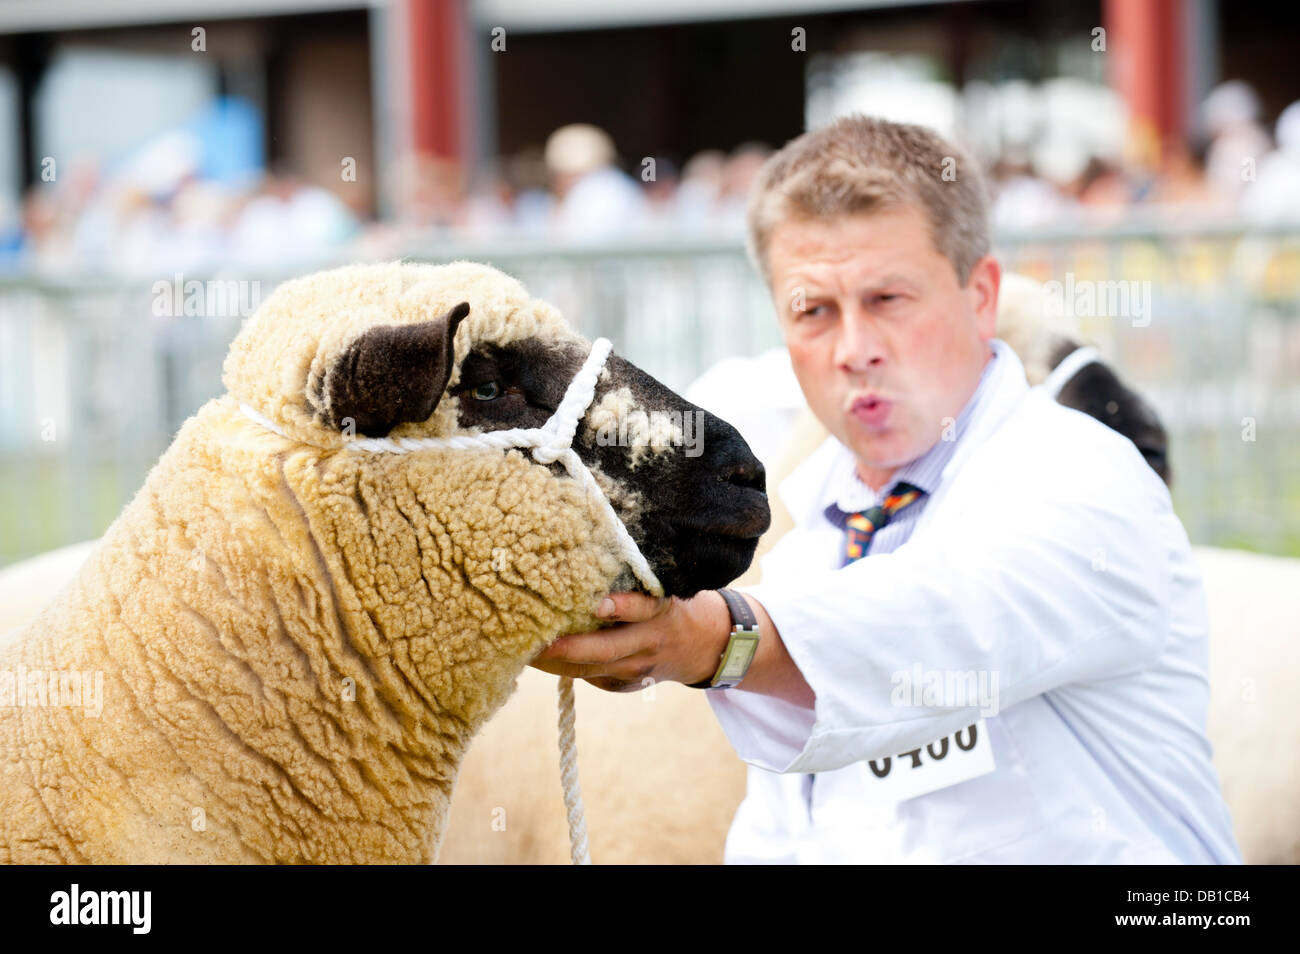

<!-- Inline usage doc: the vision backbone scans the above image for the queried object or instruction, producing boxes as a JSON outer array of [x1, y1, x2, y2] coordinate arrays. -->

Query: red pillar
[[1104, 0, 1187, 166], [407, 0, 465, 161]]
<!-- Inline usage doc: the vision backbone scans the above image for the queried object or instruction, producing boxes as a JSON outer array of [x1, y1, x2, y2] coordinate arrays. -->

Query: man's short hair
[[746, 114, 992, 286]]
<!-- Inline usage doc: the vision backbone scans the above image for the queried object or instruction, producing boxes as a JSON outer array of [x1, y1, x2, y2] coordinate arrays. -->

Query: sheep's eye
[[470, 381, 501, 401]]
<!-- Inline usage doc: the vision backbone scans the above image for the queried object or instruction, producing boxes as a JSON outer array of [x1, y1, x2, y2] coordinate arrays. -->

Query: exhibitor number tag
[[859, 718, 996, 803]]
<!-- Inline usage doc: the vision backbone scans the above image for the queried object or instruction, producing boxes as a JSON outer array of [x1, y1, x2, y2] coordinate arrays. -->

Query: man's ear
[[967, 255, 1001, 342], [323, 301, 470, 436]]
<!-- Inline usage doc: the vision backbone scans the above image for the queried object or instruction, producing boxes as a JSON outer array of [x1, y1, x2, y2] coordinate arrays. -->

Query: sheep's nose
[[721, 456, 765, 493], [700, 410, 766, 493]]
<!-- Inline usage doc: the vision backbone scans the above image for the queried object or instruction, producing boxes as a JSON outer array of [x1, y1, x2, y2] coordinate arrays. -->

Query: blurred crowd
[[357, 125, 774, 251], [4, 79, 1299, 277], [990, 81, 1300, 232], [0, 133, 361, 276]]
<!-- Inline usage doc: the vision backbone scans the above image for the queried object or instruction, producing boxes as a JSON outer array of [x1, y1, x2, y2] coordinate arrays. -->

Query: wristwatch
[[688, 588, 761, 690]]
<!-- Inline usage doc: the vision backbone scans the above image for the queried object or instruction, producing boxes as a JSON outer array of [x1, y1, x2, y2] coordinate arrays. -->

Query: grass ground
[[0, 456, 151, 567]]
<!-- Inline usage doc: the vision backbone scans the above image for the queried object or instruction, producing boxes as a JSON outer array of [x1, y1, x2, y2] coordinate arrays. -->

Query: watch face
[[718, 634, 760, 682]]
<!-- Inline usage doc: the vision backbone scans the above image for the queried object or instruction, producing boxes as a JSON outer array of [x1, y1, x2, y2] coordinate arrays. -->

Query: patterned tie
[[842, 480, 927, 564], [807, 479, 929, 813]]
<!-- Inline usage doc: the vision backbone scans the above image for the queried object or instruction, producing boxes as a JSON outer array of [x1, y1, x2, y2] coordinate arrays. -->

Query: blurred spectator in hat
[[544, 123, 647, 241], [990, 156, 1067, 231], [1240, 100, 1300, 223], [1203, 80, 1273, 201]]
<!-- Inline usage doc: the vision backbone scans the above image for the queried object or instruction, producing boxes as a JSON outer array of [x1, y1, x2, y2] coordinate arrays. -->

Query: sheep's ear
[[324, 301, 470, 436]]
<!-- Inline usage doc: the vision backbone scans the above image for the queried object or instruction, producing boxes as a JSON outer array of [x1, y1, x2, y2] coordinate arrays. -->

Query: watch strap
[[717, 587, 757, 631]]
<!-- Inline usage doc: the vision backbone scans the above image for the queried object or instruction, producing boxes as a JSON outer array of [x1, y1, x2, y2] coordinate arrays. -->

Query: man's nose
[[832, 307, 884, 373]]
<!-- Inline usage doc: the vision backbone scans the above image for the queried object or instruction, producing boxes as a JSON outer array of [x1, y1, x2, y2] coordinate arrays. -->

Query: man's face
[[767, 206, 1000, 490]]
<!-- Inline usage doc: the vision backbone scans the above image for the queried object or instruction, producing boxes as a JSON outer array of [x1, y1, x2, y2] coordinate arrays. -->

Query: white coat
[[707, 339, 1243, 864]]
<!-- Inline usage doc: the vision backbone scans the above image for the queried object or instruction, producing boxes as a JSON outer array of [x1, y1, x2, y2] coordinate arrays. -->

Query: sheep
[[995, 272, 1172, 484], [990, 271, 1085, 387], [1190, 545, 1300, 864], [0, 259, 771, 864]]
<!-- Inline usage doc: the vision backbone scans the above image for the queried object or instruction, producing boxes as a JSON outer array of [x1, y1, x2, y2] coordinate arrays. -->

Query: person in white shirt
[[531, 114, 1242, 864], [544, 123, 649, 242]]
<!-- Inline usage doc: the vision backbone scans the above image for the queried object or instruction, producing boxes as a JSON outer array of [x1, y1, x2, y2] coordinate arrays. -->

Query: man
[[532, 115, 1242, 864]]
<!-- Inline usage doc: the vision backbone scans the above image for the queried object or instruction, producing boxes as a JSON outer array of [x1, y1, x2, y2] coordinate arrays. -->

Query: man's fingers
[[585, 675, 652, 694], [530, 657, 602, 679], [535, 629, 643, 665], [595, 591, 671, 622], [530, 656, 656, 684]]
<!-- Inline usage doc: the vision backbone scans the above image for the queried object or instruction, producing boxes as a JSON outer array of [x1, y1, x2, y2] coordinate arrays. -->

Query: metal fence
[[1, 223, 1298, 566]]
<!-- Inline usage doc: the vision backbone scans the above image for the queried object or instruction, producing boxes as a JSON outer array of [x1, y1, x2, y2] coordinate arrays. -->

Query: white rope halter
[[239, 335, 665, 865], [1039, 344, 1102, 399]]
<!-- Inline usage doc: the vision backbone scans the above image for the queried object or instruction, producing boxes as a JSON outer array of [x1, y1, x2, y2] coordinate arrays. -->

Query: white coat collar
[[776, 338, 1031, 530]]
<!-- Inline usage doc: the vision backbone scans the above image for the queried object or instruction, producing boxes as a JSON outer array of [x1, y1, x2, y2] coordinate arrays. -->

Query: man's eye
[[470, 381, 501, 400]]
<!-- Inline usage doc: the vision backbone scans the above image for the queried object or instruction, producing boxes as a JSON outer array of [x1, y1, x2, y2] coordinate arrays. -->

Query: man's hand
[[530, 591, 731, 693]]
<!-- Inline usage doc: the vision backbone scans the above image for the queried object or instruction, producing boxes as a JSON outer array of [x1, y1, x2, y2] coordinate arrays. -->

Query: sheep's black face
[[1048, 343, 1172, 486], [450, 338, 771, 597]]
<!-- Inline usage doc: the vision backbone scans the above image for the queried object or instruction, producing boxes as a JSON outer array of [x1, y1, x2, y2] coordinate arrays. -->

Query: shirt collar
[[777, 338, 1029, 530]]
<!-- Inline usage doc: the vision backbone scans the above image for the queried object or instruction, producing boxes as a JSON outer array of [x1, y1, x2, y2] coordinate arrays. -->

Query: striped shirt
[[821, 343, 1001, 559], [806, 340, 996, 805]]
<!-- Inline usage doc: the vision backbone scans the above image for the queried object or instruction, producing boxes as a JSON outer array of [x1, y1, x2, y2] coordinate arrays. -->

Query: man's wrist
[[684, 589, 734, 686], [685, 589, 763, 689]]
